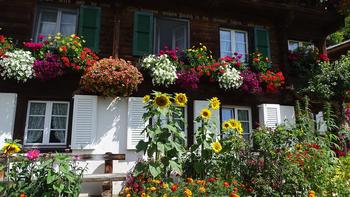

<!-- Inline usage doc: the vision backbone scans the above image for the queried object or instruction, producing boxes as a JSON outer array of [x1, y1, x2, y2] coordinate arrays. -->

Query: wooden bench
[[0, 152, 127, 196]]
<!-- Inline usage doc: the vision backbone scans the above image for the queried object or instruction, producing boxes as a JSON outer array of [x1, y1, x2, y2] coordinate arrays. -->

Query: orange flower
[[223, 181, 230, 187], [186, 177, 193, 183], [230, 192, 240, 197], [171, 184, 178, 192], [196, 180, 206, 185], [19, 193, 27, 197]]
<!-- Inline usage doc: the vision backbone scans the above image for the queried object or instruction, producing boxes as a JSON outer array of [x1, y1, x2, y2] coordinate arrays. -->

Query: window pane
[[49, 130, 66, 143], [156, 18, 188, 53], [235, 32, 247, 61], [41, 10, 57, 22], [235, 32, 246, 43], [242, 122, 250, 134], [29, 103, 46, 115], [26, 130, 43, 143], [52, 103, 68, 115], [60, 12, 77, 35], [237, 110, 249, 121], [28, 116, 45, 129], [51, 117, 67, 129], [243, 133, 250, 140], [221, 108, 234, 121], [40, 22, 57, 36], [220, 30, 232, 57], [288, 41, 299, 51]]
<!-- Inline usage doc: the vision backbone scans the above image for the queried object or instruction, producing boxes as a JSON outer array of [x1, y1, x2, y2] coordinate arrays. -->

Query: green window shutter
[[133, 11, 154, 56], [254, 27, 271, 58], [79, 5, 101, 52]]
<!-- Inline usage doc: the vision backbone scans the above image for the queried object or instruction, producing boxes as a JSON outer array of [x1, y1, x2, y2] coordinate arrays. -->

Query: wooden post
[[102, 152, 113, 197]]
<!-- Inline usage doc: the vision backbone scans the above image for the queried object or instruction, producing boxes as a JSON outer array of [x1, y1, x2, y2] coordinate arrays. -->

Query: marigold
[[196, 180, 206, 185], [183, 188, 192, 197], [212, 141, 222, 153], [209, 97, 221, 110], [153, 94, 171, 108], [171, 184, 178, 192], [198, 186, 206, 193], [201, 108, 211, 120], [175, 93, 188, 107], [163, 183, 169, 189], [150, 186, 157, 192], [124, 187, 130, 194], [186, 177, 193, 183], [309, 190, 315, 197], [230, 192, 240, 197], [2, 142, 20, 156]]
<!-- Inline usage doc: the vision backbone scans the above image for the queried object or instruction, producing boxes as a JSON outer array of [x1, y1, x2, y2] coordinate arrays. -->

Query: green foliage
[[328, 14, 350, 46], [135, 92, 187, 178], [0, 153, 85, 197], [302, 51, 350, 99]]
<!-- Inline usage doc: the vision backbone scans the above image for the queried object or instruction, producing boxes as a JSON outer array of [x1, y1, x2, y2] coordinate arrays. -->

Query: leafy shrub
[[80, 57, 143, 97]]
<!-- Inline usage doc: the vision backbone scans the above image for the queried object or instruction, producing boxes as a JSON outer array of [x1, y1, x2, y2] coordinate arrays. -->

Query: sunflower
[[175, 93, 188, 107], [153, 94, 171, 108], [209, 97, 221, 110], [183, 188, 192, 197], [2, 142, 21, 156], [212, 141, 222, 153], [200, 108, 211, 120], [236, 125, 243, 135], [222, 121, 233, 131], [143, 95, 150, 103]]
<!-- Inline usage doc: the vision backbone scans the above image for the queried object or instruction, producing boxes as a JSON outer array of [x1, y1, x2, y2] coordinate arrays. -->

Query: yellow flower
[[229, 119, 243, 134], [152, 179, 161, 184], [163, 183, 169, 189], [126, 194, 131, 197], [295, 144, 303, 151], [163, 194, 168, 197], [209, 97, 220, 110], [71, 34, 76, 38], [47, 35, 52, 40], [141, 193, 147, 197], [2, 143, 21, 156], [196, 180, 206, 185], [183, 188, 192, 197], [222, 121, 233, 131], [174, 93, 188, 107], [200, 108, 211, 120], [56, 32, 61, 36], [143, 95, 151, 103], [150, 186, 157, 192], [198, 187, 206, 193], [124, 187, 130, 194], [153, 94, 171, 108], [236, 125, 243, 135], [212, 141, 222, 153]]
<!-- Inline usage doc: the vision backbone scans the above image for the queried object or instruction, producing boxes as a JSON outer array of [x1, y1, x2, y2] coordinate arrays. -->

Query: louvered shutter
[[254, 27, 271, 58], [193, 100, 220, 135], [280, 105, 295, 126], [258, 104, 281, 129], [0, 93, 17, 148], [315, 111, 327, 134], [79, 5, 101, 52], [71, 95, 98, 150], [127, 97, 148, 150], [133, 11, 154, 56]]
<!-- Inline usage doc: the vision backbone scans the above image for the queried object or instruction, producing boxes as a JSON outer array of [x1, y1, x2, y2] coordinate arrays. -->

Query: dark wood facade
[[0, 0, 345, 148]]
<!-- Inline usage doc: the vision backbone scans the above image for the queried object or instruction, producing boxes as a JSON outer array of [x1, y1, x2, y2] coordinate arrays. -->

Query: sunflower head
[[153, 94, 171, 108], [200, 108, 211, 120], [209, 97, 221, 110], [2, 142, 21, 156], [222, 121, 233, 131], [212, 141, 222, 153], [143, 95, 150, 103], [175, 93, 188, 107]]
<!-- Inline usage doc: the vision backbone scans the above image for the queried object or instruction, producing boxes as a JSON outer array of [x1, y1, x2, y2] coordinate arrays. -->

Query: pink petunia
[[26, 149, 40, 160]]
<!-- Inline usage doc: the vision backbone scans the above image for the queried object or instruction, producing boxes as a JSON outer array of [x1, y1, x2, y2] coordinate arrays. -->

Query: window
[[35, 7, 78, 40], [220, 29, 248, 61], [288, 40, 314, 51], [152, 107, 187, 132], [221, 106, 252, 140], [155, 18, 189, 53], [24, 101, 69, 146]]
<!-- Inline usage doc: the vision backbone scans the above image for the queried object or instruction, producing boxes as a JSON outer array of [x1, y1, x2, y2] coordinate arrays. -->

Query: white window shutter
[[280, 105, 296, 126], [71, 95, 98, 150], [0, 93, 17, 148], [258, 104, 281, 129], [315, 111, 327, 134], [127, 97, 148, 150], [193, 100, 220, 135]]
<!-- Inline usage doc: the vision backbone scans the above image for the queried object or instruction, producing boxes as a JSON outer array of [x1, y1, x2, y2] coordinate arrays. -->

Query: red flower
[[0, 35, 5, 43], [19, 193, 27, 197], [171, 184, 178, 192], [223, 181, 230, 187], [253, 57, 260, 62], [208, 177, 216, 183]]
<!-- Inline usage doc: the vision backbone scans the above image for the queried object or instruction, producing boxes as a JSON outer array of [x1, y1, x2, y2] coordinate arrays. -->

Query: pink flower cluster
[[240, 70, 262, 94], [176, 69, 199, 89], [33, 53, 64, 80], [23, 42, 43, 51], [26, 149, 40, 160]]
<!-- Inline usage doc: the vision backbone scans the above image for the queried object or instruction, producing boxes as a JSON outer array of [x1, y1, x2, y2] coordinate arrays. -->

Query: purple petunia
[[176, 69, 200, 89], [240, 70, 262, 94]]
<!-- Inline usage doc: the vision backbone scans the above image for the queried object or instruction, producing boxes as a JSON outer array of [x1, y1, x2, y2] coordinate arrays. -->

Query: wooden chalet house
[[0, 0, 345, 195]]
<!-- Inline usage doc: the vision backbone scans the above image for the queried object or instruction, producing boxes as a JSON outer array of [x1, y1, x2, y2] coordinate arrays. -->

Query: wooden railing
[[0, 152, 127, 197]]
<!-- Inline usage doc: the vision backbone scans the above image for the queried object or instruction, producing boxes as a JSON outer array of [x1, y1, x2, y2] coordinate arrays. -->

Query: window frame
[[220, 105, 252, 141], [153, 16, 190, 54], [34, 6, 78, 42], [219, 28, 249, 61], [24, 100, 70, 146]]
